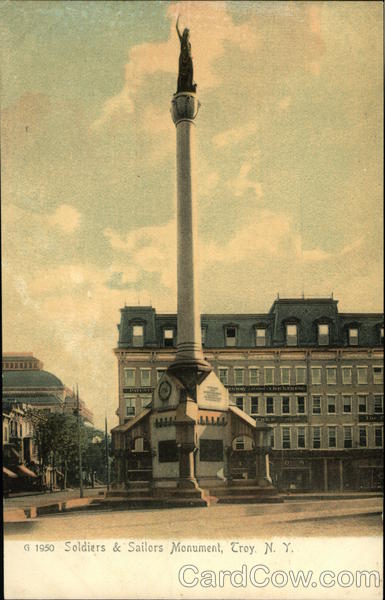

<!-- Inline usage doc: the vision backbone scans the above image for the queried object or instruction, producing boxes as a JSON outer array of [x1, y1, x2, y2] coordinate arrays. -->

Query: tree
[[26, 410, 87, 490], [25, 409, 111, 491]]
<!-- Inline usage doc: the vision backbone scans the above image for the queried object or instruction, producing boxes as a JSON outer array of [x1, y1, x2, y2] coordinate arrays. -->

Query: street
[[4, 499, 383, 540]]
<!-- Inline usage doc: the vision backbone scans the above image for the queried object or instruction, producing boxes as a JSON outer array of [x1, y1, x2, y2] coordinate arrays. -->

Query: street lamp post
[[76, 385, 84, 498], [105, 415, 110, 492]]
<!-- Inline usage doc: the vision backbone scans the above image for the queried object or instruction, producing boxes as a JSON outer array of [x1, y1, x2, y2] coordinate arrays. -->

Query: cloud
[[104, 220, 177, 290], [213, 122, 258, 149], [47, 204, 81, 234], [227, 162, 263, 198], [204, 209, 292, 263], [277, 96, 292, 112], [294, 235, 366, 263]]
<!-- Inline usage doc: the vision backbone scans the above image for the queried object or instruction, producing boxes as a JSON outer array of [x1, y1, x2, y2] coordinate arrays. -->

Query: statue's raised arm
[[175, 18, 197, 94], [176, 16, 182, 41]]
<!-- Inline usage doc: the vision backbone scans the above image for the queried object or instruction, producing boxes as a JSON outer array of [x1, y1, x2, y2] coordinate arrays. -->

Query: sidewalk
[[4, 487, 106, 509], [3, 487, 107, 521]]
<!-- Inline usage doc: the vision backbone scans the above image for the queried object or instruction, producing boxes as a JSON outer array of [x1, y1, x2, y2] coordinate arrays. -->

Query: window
[[312, 427, 321, 449], [255, 328, 266, 347], [142, 395, 152, 408], [326, 367, 337, 385], [359, 427, 367, 448], [234, 368, 244, 386], [312, 396, 321, 415], [249, 368, 259, 385], [342, 367, 352, 385], [297, 427, 305, 448], [251, 397, 259, 415], [124, 368, 136, 387], [282, 428, 291, 449], [318, 323, 329, 346], [286, 324, 298, 346], [133, 437, 145, 452], [163, 329, 174, 347], [374, 395, 383, 414], [295, 367, 307, 384], [200, 439, 223, 462], [280, 367, 291, 385], [158, 440, 178, 463], [225, 327, 237, 347], [281, 396, 290, 414], [374, 427, 383, 448], [270, 429, 275, 448], [264, 367, 274, 385], [328, 426, 337, 448], [357, 367, 368, 384], [156, 369, 166, 383], [358, 396, 367, 413], [125, 397, 136, 417], [380, 327, 384, 345], [140, 369, 151, 386], [297, 396, 306, 414], [218, 368, 228, 385], [327, 395, 336, 414], [344, 427, 352, 448], [235, 437, 245, 450], [343, 396, 352, 413], [373, 366, 383, 384], [235, 397, 244, 411], [201, 328, 207, 346], [311, 367, 322, 385], [348, 327, 358, 346], [266, 397, 274, 414], [132, 325, 144, 347]]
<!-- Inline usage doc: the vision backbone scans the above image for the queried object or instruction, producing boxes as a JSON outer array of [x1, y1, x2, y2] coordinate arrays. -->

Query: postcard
[[2, 1, 383, 599]]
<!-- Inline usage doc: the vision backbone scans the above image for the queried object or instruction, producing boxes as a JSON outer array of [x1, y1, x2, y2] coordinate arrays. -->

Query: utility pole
[[76, 385, 84, 498], [105, 415, 110, 492]]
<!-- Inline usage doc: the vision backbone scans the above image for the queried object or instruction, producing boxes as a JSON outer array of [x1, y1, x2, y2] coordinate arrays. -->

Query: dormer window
[[348, 327, 358, 346], [132, 325, 144, 347], [163, 329, 174, 347], [225, 326, 237, 347], [286, 324, 298, 347], [318, 323, 329, 346], [255, 328, 266, 347]]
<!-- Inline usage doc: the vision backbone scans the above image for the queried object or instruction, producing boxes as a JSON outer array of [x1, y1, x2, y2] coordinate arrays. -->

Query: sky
[[1, 1, 383, 429]]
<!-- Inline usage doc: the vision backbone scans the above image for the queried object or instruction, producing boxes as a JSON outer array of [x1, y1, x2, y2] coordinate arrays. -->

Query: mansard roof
[[116, 298, 383, 349]]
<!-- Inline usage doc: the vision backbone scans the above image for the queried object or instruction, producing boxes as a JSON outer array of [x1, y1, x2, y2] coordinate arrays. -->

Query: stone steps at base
[[90, 497, 209, 509], [107, 490, 151, 498], [153, 489, 205, 499], [126, 481, 152, 489], [208, 487, 279, 497], [216, 495, 283, 504]]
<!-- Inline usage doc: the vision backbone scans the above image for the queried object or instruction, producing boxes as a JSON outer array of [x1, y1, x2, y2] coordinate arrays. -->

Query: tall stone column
[[170, 93, 211, 376]]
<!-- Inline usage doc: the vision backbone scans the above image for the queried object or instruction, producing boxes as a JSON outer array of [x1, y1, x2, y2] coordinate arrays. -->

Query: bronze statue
[[176, 16, 197, 93]]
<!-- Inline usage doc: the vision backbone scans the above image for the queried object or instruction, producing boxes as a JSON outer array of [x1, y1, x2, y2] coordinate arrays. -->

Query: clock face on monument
[[158, 380, 172, 402]]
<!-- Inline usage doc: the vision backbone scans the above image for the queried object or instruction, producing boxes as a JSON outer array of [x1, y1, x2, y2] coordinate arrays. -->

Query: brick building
[[113, 298, 383, 491]]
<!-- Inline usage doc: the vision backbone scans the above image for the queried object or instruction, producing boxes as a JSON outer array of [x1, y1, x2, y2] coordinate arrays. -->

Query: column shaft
[[175, 120, 203, 362]]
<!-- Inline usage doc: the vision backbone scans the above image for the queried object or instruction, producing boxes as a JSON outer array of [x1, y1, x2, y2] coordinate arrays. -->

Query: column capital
[[171, 92, 200, 125]]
